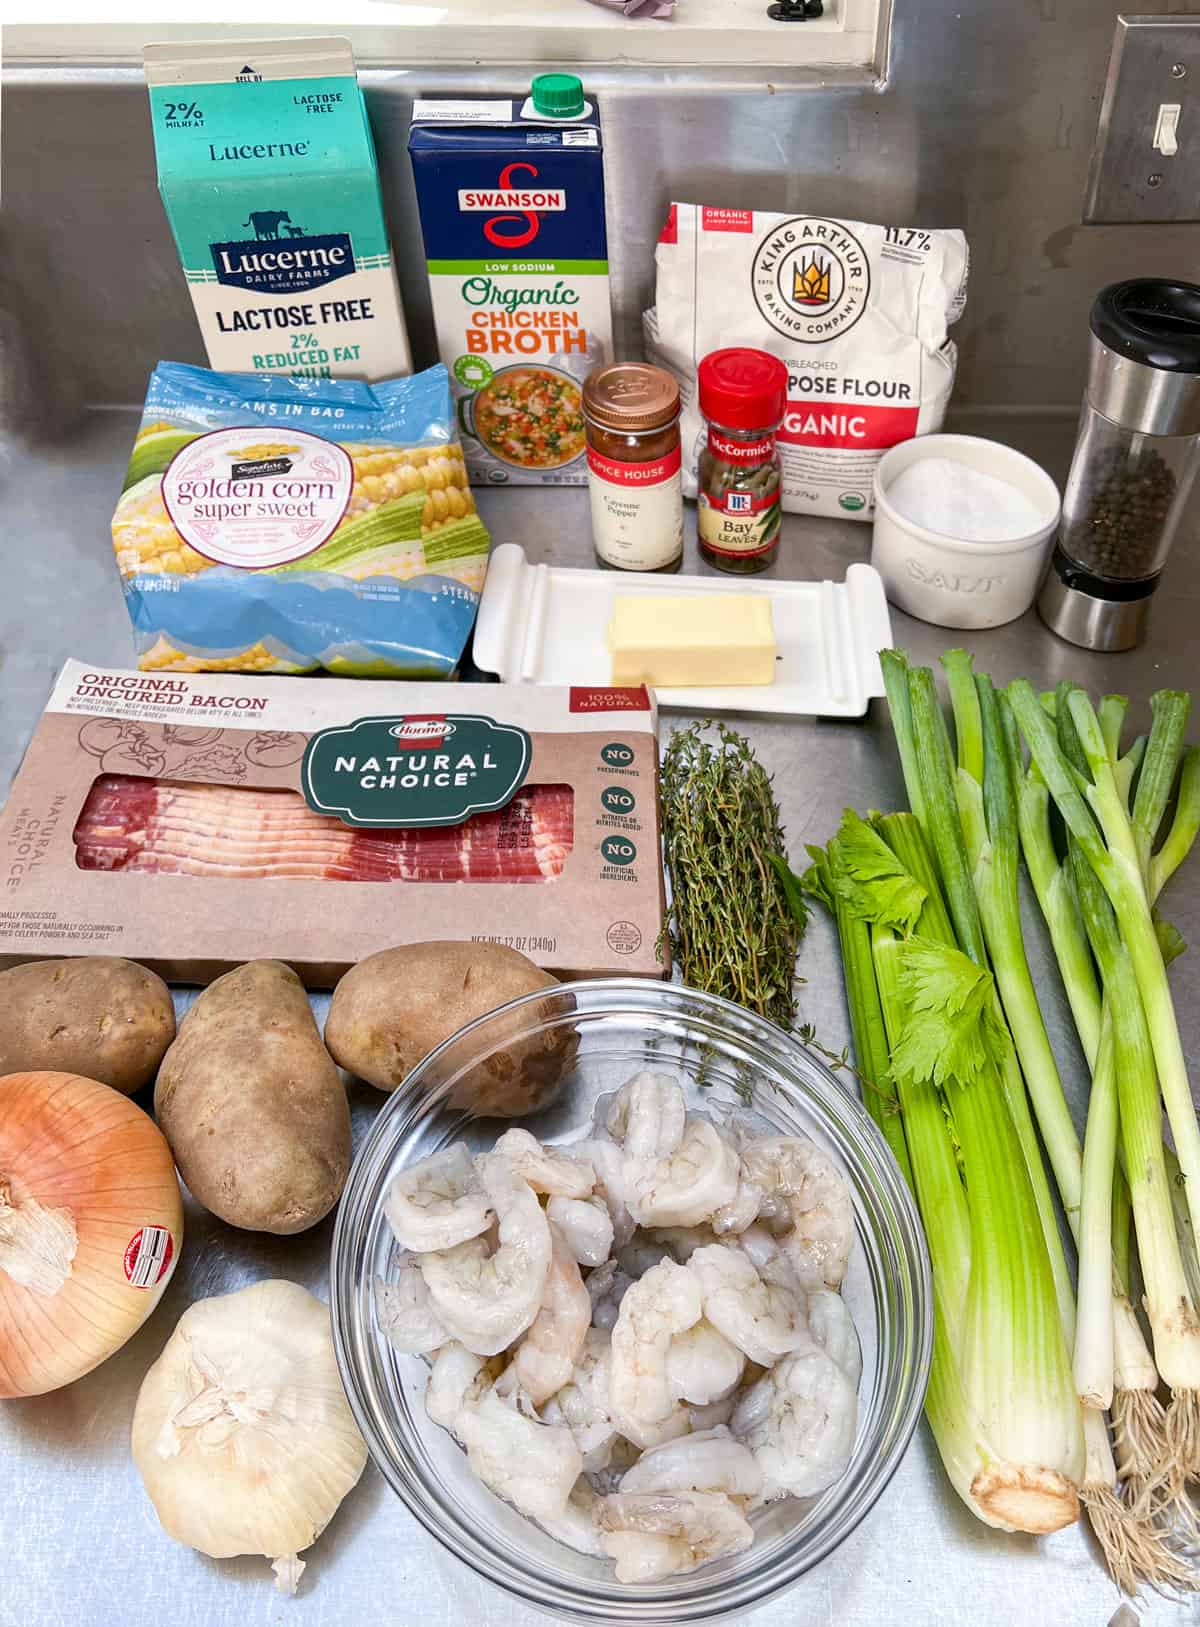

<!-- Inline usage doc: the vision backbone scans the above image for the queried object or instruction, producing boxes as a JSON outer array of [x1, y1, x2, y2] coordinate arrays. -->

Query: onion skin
[[0, 1071, 184, 1398]]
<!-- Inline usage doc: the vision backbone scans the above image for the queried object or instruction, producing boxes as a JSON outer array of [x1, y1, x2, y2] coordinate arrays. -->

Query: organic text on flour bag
[[643, 206, 968, 521]]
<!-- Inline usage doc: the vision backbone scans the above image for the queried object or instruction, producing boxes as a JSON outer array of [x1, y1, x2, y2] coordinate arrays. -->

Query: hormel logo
[[458, 190, 566, 212], [390, 716, 454, 747]]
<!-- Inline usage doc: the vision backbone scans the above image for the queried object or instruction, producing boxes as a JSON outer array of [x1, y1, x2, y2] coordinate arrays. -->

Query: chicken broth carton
[[145, 37, 411, 382], [409, 76, 613, 486]]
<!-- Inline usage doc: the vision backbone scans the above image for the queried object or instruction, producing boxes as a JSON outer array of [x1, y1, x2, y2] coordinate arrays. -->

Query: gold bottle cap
[[583, 363, 680, 434]]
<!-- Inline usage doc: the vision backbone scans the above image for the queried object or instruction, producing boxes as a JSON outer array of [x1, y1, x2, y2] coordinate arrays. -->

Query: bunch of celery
[[806, 650, 1200, 1590]]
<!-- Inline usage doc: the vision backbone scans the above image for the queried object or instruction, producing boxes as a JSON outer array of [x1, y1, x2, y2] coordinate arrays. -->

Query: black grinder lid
[[1091, 279, 1200, 374]]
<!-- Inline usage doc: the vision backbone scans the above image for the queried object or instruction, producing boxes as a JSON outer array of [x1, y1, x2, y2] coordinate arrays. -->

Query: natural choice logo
[[302, 713, 532, 828]]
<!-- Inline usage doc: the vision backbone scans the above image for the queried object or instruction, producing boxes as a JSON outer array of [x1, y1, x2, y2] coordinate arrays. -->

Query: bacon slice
[[74, 775, 573, 884]]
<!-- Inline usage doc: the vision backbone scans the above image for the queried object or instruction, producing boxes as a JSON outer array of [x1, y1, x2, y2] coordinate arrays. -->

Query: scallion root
[[1113, 1387, 1170, 1488], [1082, 1484, 1200, 1595], [1166, 1388, 1200, 1478]]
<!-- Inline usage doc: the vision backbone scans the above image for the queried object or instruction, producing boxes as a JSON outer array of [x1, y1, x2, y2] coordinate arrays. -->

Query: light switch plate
[[1085, 14, 1200, 223]]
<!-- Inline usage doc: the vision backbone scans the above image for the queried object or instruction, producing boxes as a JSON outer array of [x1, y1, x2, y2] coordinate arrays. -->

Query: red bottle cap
[[697, 348, 789, 431]]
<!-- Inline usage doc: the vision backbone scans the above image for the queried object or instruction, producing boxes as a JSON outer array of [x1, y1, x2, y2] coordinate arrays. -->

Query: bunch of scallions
[[803, 649, 1200, 1594]]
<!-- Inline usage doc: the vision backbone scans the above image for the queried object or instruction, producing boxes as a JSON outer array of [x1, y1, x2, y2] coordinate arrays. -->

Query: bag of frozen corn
[[111, 361, 490, 676]]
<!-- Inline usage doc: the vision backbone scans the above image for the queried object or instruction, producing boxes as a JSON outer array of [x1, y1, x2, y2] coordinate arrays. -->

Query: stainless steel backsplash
[[4, 0, 1200, 418]]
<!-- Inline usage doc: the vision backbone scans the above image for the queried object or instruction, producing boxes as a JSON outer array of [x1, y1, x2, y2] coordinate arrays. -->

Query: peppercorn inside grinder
[[1039, 279, 1200, 651]]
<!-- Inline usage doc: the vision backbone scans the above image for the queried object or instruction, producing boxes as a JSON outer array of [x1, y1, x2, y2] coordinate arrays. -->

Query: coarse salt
[[886, 456, 1044, 543]]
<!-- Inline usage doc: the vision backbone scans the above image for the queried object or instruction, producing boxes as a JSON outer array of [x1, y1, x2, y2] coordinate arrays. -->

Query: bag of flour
[[644, 205, 968, 521]]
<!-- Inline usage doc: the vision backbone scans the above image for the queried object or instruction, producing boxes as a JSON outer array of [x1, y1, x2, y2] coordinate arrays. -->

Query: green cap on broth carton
[[531, 72, 586, 119]]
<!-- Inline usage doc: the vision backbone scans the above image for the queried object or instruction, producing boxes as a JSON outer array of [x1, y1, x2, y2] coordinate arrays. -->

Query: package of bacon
[[0, 661, 666, 985]]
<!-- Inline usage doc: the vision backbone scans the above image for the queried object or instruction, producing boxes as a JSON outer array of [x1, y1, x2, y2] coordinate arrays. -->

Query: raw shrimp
[[730, 1347, 857, 1501], [665, 1320, 745, 1406], [586, 1435, 640, 1495], [688, 1395, 737, 1432], [646, 1225, 719, 1263], [615, 1234, 675, 1280], [457, 1388, 583, 1522], [537, 1479, 607, 1558], [573, 1138, 636, 1249], [688, 1243, 809, 1366], [629, 1118, 740, 1229], [425, 1343, 501, 1440], [619, 1426, 763, 1503], [384, 1143, 493, 1254], [806, 1288, 862, 1387], [375, 1258, 448, 1356], [420, 1153, 552, 1356], [547, 1194, 614, 1267], [739, 1136, 854, 1291], [515, 1222, 592, 1405], [597, 1491, 753, 1582], [541, 1328, 619, 1470], [586, 1259, 633, 1332], [604, 1072, 686, 1168], [711, 1164, 764, 1236], [609, 1258, 702, 1446], [493, 1127, 595, 1199]]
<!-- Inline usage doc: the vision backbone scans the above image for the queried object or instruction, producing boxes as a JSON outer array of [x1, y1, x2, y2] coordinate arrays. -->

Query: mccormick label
[[587, 445, 683, 572], [409, 97, 613, 487], [145, 37, 412, 382], [698, 485, 780, 557]]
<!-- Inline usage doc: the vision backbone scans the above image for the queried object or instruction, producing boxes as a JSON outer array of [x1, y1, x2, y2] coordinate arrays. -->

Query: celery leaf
[[828, 809, 927, 934], [891, 937, 1007, 1090]]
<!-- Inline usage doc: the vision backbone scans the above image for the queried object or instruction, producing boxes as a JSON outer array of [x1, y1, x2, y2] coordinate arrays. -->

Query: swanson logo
[[210, 228, 356, 294], [302, 713, 532, 828]]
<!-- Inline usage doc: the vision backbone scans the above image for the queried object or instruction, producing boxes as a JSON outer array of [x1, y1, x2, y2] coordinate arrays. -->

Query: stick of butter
[[607, 594, 777, 687]]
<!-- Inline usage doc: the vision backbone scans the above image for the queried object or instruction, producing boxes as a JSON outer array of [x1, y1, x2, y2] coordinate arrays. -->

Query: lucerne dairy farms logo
[[210, 209, 356, 294], [303, 713, 532, 827], [460, 162, 565, 250], [751, 217, 870, 344]]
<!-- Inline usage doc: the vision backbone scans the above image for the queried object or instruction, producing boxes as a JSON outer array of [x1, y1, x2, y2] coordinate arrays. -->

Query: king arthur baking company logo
[[751, 217, 870, 344], [302, 713, 531, 827]]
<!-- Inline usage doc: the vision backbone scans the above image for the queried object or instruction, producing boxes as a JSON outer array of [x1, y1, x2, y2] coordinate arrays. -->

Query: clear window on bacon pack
[[74, 776, 575, 883]]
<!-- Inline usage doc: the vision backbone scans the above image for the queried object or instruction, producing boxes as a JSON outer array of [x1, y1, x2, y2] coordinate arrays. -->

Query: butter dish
[[472, 543, 893, 717]]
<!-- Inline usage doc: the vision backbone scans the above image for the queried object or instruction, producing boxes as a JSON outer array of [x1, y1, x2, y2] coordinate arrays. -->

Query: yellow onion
[[0, 1071, 183, 1397]]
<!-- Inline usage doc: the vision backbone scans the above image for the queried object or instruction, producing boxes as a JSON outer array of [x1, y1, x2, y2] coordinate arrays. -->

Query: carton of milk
[[145, 37, 411, 382], [409, 78, 613, 486]]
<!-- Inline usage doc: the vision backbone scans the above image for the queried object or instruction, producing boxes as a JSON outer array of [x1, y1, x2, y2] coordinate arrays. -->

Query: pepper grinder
[[1039, 279, 1200, 652]]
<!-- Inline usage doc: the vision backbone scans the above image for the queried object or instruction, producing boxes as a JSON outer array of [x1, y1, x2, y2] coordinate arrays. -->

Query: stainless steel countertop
[[2, 408, 1197, 1627]]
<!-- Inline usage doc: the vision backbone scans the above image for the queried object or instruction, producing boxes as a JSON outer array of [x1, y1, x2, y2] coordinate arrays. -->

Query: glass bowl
[[331, 979, 931, 1624]]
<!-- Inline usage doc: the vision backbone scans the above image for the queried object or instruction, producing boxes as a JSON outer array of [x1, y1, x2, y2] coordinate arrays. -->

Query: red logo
[[484, 162, 542, 250], [389, 715, 452, 748], [701, 207, 754, 234], [569, 687, 651, 713]]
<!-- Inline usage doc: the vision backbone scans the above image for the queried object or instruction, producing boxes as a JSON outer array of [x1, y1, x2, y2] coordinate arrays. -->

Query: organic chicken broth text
[[409, 97, 613, 486]]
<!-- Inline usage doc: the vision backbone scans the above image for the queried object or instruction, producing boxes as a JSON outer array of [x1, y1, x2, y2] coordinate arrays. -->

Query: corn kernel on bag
[[112, 361, 490, 676]]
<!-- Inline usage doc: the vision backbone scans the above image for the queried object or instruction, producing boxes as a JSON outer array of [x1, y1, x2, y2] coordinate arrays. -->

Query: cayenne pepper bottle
[[697, 348, 788, 574], [583, 363, 683, 572]]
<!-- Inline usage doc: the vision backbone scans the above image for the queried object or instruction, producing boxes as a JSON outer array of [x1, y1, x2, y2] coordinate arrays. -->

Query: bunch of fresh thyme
[[659, 721, 807, 1029]]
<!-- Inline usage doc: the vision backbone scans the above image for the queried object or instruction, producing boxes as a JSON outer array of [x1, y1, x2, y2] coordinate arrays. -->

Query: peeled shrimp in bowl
[[368, 1068, 864, 1585], [335, 981, 932, 1622]]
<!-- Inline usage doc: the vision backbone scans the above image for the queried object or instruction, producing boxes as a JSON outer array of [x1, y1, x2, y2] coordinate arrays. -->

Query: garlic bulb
[[0, 1070, 183, 1397], [131, 1279, 368, 1592]]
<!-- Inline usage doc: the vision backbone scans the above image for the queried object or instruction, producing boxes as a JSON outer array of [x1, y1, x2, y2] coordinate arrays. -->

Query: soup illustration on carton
[[409, 76, 613, 485]]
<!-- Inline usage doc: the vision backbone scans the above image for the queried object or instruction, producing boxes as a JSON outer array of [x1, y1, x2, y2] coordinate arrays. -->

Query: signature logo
[[457, 163, 566, 251]]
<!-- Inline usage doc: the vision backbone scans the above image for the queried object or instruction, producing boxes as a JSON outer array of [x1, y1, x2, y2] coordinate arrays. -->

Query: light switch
[[1085, 16, 1200, 223], [1154, 102, 1181, 157]]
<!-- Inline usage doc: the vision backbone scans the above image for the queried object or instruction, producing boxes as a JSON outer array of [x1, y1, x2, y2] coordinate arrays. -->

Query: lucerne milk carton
[[409, 75, 613, 486], [145, 37, 411, 382]]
